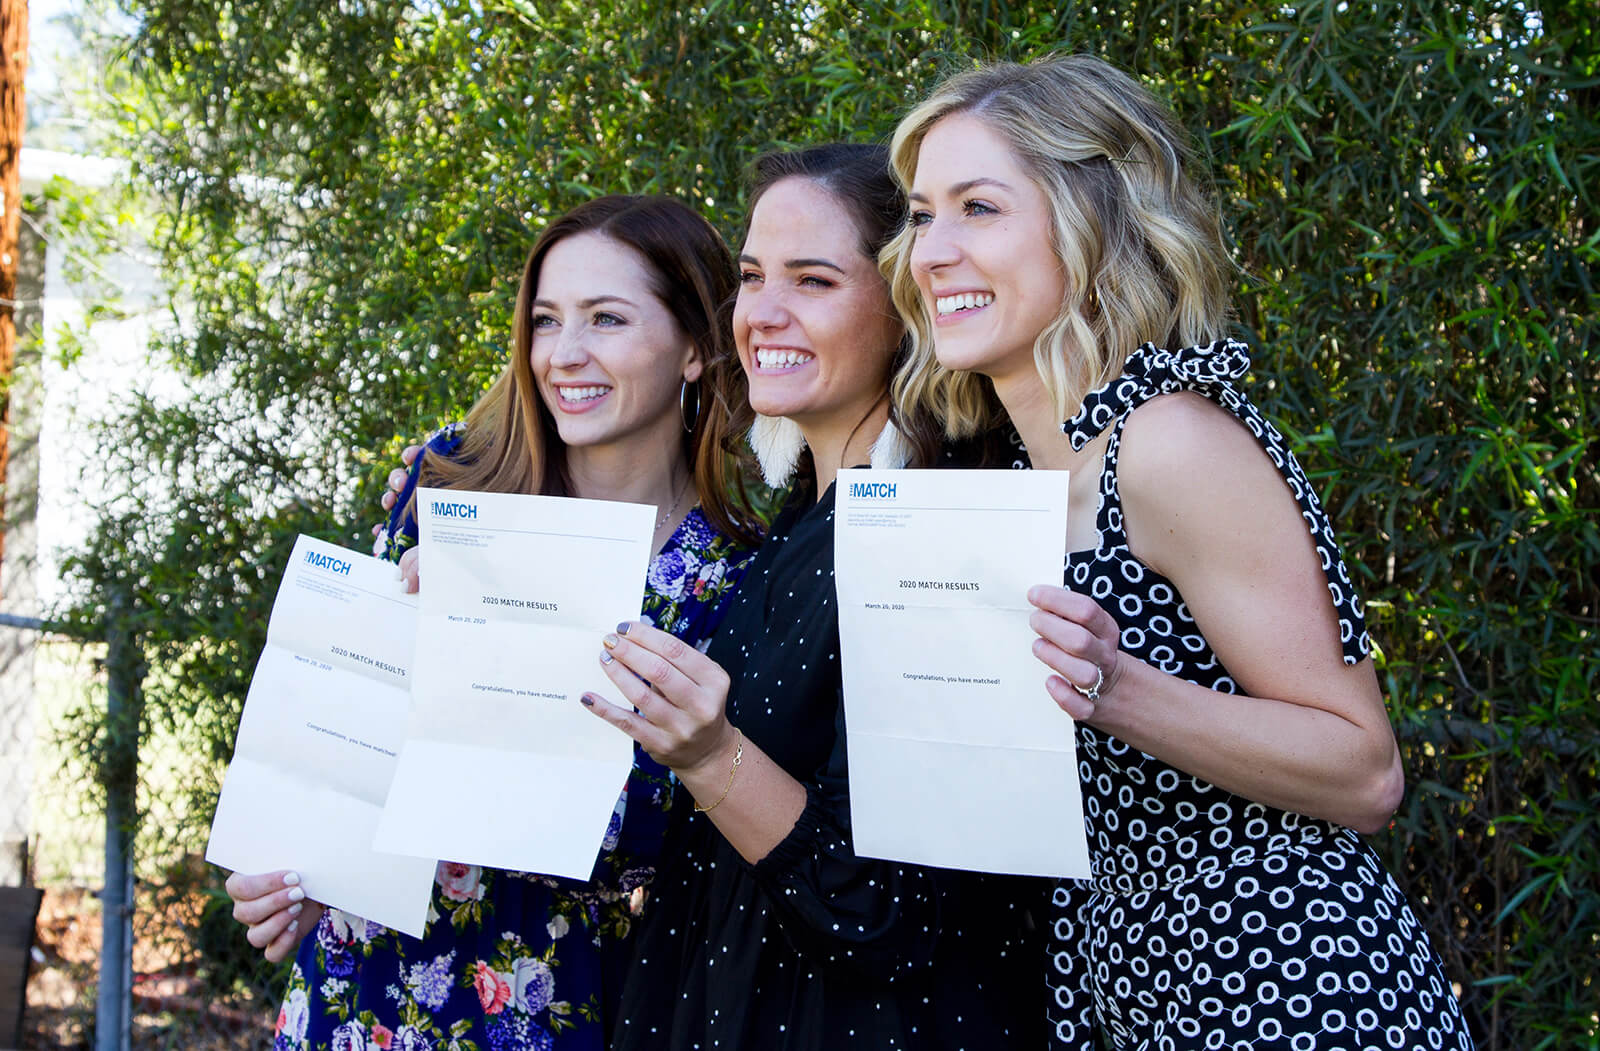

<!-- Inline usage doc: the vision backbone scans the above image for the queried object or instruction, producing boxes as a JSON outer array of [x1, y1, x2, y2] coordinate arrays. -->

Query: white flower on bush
[[510, 957, 555, 1014]]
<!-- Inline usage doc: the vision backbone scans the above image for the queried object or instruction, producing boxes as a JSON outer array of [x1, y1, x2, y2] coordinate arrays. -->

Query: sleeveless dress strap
[[1064, 339, 1372, 665]]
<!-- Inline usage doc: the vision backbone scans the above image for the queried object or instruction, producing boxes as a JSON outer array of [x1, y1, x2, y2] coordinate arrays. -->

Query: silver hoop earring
[[679, 380, 701, 433]]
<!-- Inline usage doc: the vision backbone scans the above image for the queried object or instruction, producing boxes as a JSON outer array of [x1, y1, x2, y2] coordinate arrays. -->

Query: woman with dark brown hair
[[224, 194, 757, 1051]]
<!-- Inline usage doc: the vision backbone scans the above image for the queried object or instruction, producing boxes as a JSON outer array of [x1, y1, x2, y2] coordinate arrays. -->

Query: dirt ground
[[23, 887, 275, 1050]]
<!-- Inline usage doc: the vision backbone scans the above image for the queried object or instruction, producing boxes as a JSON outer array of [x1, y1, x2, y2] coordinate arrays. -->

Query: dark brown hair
[[719, 144, 945, 482]]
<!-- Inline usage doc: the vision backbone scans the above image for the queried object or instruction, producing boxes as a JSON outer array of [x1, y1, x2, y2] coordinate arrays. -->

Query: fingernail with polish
[[288, 902, 303, 916], [616, 622, 631, 635], [287, 920, 298, 934], [580, 693, 598, 707], [283, 872, 301, 887], [602, 633, 620, 650], [600, 650, 614, 665], [287, 887, 305, 902]]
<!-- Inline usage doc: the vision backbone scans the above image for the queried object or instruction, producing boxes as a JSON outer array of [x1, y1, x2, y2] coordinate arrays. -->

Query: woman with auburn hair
[[225, 194, 755, 1051], [583, 144, 1046, 1050], [882, 55, 1472, 1050]]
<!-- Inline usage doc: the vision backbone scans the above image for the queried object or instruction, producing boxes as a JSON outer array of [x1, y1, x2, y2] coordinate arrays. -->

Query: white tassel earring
[[868, 418, 914, 470], [749, 415, 807, 489]]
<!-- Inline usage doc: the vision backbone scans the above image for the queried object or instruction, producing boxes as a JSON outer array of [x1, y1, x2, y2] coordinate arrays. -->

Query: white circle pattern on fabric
[[1043, 343, 1472, 1050]]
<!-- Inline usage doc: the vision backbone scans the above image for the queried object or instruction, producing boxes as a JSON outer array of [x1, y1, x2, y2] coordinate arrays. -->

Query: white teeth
[[935, 292, 994, 316], [755, 348, 814, 369], [559, 385, 610, 402]]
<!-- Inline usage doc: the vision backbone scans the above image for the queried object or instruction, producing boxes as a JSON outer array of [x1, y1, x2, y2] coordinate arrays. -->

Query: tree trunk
[[0, 0, 27, 601]]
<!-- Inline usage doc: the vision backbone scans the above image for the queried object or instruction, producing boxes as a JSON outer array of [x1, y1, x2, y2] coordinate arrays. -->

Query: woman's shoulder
[[1118, 389, 1266, 494], [1115, 390, 1309, 565]]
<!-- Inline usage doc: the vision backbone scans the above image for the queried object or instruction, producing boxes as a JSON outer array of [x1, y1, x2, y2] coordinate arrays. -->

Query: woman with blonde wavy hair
[[882, 55, 1473, 1050]]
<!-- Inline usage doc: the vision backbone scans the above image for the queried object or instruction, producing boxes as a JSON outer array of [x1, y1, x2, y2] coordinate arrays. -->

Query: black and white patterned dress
[[1045, 341, 1473, 1051]]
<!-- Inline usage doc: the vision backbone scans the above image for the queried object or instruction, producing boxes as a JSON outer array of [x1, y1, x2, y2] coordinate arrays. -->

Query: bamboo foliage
[[55, 2, 1597, 1045]]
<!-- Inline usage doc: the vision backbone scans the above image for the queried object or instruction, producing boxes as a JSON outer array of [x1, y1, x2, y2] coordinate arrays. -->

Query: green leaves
[[56, 0, 1600, 1037]]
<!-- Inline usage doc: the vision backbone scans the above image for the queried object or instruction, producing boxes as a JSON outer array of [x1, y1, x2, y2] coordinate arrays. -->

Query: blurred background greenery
[[26, 1, 1597, 1047]]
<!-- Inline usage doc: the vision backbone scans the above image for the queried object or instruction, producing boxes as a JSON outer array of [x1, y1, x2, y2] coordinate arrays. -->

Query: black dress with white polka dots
[[612, 478, 1049, 1051], [1045, 341, 1473, 1050]]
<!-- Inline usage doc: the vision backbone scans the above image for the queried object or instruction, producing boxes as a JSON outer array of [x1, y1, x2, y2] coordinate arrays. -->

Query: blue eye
[[531, 313, 558, 330], [594, 312, 625, 326], [908, 210, 933, 228], [964, 199, 997, 216]]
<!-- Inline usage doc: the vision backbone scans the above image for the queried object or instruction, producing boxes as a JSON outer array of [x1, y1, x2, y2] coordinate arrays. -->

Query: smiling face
[[529, 231, 701, 452], [908, 112, 1067, 384], [732, 177, 903, 438]]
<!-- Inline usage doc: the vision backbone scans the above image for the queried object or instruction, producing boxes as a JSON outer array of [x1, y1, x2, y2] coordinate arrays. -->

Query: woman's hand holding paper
[[587, 621, 736, 775], [370, 443, 424, 544], [1026, 583, 1128, 721], [584, 621, 807, 863], [379, 444, 424, 514], [397, 546, 421, 594], [224, 869, 323, 963]]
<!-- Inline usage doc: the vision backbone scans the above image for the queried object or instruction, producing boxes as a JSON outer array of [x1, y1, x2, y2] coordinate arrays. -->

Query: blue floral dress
[[272, 425, 751, 1051]]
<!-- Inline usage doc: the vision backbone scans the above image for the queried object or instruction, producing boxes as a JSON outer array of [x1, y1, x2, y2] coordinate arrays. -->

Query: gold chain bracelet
[[693, 728, 744, 814]]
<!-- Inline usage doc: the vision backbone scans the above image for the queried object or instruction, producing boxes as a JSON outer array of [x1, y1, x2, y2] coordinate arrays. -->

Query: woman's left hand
[[584, 621, 737, 778], [1027, 584, 1126, 721]]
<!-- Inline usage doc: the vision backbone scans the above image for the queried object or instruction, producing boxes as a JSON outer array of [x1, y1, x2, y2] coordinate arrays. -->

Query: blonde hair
[[882, 54, 1234, 438]]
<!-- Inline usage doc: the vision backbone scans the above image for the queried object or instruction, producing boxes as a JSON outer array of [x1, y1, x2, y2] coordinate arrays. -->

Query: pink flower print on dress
[[437, 861, 486, 902], [473, 961, 512, 1015]]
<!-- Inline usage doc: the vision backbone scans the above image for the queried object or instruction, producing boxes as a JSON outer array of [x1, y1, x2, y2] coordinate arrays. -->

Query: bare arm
[[1029, 392, 1403, 833]]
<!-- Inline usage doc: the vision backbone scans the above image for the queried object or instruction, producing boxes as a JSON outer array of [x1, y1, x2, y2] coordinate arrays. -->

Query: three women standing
[[232, 55, 1472, 1051]]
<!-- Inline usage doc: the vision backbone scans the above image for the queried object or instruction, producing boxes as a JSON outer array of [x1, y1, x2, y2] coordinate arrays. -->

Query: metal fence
[[1, 605, 138, 1051]]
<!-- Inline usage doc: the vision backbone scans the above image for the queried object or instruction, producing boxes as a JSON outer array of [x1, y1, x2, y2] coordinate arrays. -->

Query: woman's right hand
[[224, 870, 323, 963]]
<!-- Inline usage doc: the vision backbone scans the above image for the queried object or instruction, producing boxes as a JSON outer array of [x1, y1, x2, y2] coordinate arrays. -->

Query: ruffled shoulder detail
[[1066, 338, 1372, 665], [1065, 338, 1251, 450]]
